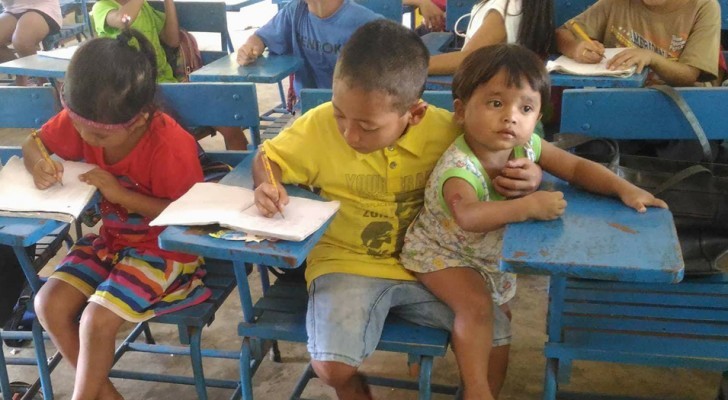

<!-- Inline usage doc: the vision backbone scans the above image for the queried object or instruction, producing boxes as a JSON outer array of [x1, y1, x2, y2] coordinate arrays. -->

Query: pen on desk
[[261, 150, 285, 219], [31, 130, 62, 186], [568, 20, 605, 59]]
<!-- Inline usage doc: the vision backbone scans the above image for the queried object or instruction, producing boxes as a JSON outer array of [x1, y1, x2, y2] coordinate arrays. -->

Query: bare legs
[[0, 11, 50, 86], [311, 360, 372, 400], [34, 279, 125, 400]]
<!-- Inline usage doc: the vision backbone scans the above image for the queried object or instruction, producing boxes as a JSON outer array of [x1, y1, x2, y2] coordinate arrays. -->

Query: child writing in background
[[236, 0, 381, 108], [92, 0, 248, 150], [0, 0, 61, 86], [252, 20, 542, 399], [555, 0, 720, 87], [401, 43, 668, 400], [26, 31, 209, 400], [428, 0, 552, 75]]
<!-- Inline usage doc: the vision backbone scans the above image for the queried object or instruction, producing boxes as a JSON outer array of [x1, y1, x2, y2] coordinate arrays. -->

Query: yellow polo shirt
[[262, 102, 459, 283]]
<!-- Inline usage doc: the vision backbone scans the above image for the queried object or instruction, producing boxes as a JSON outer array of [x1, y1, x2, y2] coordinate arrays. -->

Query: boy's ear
[[406, 101, 429, 126], [453, 99, 465, 125]]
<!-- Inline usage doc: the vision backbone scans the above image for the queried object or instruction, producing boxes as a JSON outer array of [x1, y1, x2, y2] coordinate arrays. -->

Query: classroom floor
[[0, 3, 723, 399]]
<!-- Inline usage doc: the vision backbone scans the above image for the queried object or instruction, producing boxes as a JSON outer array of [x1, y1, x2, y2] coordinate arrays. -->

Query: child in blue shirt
[[236, 0, 381, 103]]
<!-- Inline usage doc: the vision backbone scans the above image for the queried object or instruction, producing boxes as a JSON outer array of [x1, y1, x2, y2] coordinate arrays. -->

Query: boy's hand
[[525, 191, 567, 220], [79, 168, 126, 204], [254, 182, 289, 218], [573, 39, 605, 64], [607, 48, 654, 73], [493, 158, 542, 198], [237, 42, 262, 66], [619, 186, 668, 212], [32, 158, 64, 189]]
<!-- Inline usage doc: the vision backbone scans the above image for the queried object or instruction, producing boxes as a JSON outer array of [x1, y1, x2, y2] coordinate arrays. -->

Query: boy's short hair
[[452, 44, 551, 109], [334, 19, 429, 114]]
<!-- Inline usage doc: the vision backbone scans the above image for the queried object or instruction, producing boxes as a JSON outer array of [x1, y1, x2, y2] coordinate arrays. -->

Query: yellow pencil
[[31, 130, 62, 186], [568, 20, 605, 59], [261, 150, 285, 219]]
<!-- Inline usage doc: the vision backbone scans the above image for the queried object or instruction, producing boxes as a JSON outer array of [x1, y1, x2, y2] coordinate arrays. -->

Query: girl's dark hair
[[64, 28, 158, 124], [479, 0, 553, 56], [452, 44, 550, 107]]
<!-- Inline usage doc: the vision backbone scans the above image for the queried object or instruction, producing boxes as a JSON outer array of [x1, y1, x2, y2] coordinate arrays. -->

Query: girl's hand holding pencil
[[30, 130, 64, 190]]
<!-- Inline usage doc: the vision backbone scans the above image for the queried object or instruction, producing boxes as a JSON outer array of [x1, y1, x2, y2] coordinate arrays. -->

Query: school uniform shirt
[[92, 0, 177, 83], [401, 134, 541, 306], [39, 110, 204, 262], [255, 0, 382, 97], [262, 102, 460, 284], [0, 0, 62, 32], [573, 0, 720, 82], [464, 0, 522, 47]]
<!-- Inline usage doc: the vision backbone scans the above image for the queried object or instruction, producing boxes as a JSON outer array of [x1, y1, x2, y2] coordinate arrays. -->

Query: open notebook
[[0, 156, 97, 222], [546, 48, 636, 77], [150, 182, 340, 242]]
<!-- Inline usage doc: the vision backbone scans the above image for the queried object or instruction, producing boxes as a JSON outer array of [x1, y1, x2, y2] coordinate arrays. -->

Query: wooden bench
[[540, 87, 728, 400]]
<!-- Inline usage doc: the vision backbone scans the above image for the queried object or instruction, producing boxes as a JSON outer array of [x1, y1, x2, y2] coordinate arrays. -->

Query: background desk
[[0, 55, 68, 80], [189, 53, 302, 84]]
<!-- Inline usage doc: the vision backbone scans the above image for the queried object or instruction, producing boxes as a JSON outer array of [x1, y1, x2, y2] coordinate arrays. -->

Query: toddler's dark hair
[[334, 19, 429, 114], [452, 44, 550, 108], [63, 28, 157, 125]]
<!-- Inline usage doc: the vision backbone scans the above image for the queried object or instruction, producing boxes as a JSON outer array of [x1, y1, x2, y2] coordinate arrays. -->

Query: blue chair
[[233, 88, 458, 400], [445, 0, 477, 33], [106, 82, 260, 400], [540, 87, 728, 400], [41, 0, 91, 50], [0, 86, 73, 400], [148, 1, 234, 64]]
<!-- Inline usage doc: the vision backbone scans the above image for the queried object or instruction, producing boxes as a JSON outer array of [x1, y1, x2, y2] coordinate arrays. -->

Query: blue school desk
[[0, 55, 68, 80], [188, 53, 302, 84]]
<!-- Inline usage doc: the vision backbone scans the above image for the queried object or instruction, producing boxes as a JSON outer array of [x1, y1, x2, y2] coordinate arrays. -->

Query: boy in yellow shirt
[[253, 20, 541, 399]]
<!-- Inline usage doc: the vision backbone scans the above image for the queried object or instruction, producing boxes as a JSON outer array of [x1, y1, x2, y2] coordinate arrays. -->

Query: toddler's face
[[455, 69, 541, 154], [332, 80, 413, 154]]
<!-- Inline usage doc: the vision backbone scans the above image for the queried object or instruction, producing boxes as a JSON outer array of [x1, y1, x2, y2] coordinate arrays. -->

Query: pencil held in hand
[[31, 130, 62, 186], [568, 20, 605, 60], [261, 151, 285, 219]]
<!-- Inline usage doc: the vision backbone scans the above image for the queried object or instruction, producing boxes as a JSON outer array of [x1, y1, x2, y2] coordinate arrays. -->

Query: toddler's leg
[[73, 303, 126, 400], [216, 126, 248, 151], [417, 267, 496, 400], [11, 12, 48, 57]]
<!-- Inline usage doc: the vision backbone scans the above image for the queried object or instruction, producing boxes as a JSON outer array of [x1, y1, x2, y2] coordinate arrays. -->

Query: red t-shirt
[[41, 110, 204, 261]]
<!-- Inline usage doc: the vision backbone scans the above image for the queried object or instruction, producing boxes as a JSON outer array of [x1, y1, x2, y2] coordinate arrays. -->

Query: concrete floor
[[1, 2, 724, 398]]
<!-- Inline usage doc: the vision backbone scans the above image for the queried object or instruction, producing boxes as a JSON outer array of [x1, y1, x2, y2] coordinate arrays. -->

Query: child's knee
[[79, 303, 124, 335], [11, 35, 39, 54], [311, 359, 358, 387]]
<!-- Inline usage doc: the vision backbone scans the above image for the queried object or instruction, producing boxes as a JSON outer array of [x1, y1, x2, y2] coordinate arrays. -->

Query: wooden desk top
[[501, 176, 684, 284], [189, 53, 303, 84]]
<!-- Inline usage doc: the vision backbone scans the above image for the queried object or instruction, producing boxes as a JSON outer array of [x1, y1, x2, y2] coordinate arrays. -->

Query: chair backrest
[[149, 1, 233, 63], [300, 88, 454, 113], [354, 0, 403, 22], [721, 0, 728, 30], [0, 87, 60, 129], [553, 0, 597, 27], [157, 83, 260, 134], [446, 0, 477, 33], [560, 87, 728, 140]]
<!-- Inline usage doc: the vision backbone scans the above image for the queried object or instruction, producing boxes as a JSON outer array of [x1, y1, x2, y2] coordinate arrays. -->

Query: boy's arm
[[539, 141, 667, 212], [403, 0, 444, 31], [555, 26, 605, 64], [606, 50, 700, 86], [443, 177, 564, 233], [103, 0, 146, 29], [160, 0, 180, 48], [237, 34, 266, 66], [252, 152, 289, 217]]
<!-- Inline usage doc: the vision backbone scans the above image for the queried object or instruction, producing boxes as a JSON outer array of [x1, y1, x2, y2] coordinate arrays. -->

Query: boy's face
[[332, 80, 415, 154]]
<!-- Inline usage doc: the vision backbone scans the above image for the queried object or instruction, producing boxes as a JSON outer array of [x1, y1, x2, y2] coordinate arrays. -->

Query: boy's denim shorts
[[306, 273, 512, 367]]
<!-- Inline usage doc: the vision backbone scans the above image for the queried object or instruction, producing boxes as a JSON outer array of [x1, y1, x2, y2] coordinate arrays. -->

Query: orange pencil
[[261, 150, 285, 219], [31, 130, 62, 186]]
